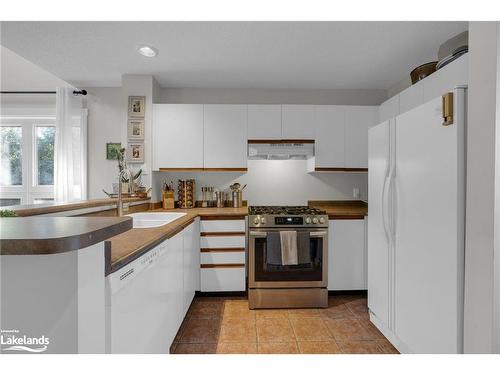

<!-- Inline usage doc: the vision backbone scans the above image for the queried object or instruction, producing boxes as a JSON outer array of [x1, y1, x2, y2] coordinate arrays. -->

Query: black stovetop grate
[[248, 206, 327, 216]]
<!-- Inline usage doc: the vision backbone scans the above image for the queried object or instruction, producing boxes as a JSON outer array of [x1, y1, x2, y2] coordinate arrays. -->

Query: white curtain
[[54, 87, 87, 202]]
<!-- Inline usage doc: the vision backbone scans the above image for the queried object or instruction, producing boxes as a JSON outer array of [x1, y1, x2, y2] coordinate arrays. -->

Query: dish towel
[[297, 232, 311, 265], [280, 231, 298, 266], [266, 232, 283, 266]]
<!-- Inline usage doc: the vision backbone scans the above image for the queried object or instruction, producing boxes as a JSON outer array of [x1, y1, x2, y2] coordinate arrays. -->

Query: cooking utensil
[[232, 190, 243, 208]]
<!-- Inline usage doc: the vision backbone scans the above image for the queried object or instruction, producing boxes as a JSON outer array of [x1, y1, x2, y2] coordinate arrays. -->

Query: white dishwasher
[[106, 239, 178, 354]]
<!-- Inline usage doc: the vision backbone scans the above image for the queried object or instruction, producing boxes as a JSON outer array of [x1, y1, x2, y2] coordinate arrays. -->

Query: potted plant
[[0, 209, 17, 217]]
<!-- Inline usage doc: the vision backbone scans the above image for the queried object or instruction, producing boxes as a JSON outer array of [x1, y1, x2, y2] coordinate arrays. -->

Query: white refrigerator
[[368, 87, 466, 354]]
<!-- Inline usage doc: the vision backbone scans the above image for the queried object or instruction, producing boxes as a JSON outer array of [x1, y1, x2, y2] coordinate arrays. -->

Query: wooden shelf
[[313, 167, 368, 172], [248, 139, 314, 144]]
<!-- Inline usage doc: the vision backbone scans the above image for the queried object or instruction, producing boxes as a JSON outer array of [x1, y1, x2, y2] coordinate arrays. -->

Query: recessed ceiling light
[[137, 45, 158, 57]]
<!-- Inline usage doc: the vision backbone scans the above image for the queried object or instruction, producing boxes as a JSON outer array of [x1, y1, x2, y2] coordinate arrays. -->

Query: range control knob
[[305, 217, 312, 224], [312, 217, 319, 224], [253, 217, 260, 225], [319, 217, 325, 224], [260, 217, 267, 224]]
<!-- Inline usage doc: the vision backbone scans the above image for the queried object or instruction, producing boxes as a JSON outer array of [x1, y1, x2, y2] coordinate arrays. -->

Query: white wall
[[153, 160, 367, 206], [495, 23, 500, 354], [121, 75, 156, 189], [464, 22, 498, 354], [86, 87, 123, 198], [86, 75, 159, 199], [158, 87, 386, 105]]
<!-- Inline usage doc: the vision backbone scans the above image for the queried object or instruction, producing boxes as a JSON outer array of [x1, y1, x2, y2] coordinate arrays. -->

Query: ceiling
[[0, 21, 468, 90]]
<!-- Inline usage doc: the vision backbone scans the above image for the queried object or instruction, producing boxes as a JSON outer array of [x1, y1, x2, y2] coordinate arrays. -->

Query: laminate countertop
[[0, 216, 132, 255], [308, 200, 368, 219], [6, 197, 151, 217], [107, 206, 248, 274]]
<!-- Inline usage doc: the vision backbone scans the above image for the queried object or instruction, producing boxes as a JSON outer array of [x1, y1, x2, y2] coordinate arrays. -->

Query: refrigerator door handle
[[388, 121, 396, 244], [382, 172, 391, 245], [381, 122, 392, 246]]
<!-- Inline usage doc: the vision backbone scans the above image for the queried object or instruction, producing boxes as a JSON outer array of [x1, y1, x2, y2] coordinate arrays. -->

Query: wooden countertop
[[107, 206, 248, 274], [106, 203, 368, 274], [7, 197, 151, 217], [308, 200, 368, 219], [0, 216, 132, 255]]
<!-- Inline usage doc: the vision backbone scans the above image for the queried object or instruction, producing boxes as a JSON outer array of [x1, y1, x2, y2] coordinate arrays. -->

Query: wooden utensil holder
[[162, 190, 175, 209]]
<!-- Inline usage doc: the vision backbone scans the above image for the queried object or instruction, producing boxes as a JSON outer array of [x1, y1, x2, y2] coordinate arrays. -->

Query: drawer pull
[[200, 231, 246, 237], [201, 263, 245, 268], [201, 247, 245, 252]]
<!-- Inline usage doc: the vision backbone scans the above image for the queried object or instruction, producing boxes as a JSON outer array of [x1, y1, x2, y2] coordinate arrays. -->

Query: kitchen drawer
[[200, 266, 246, 292], [200, 220, 246, 232], [201, 250, 245, 264], [200, 235, 246, 249]]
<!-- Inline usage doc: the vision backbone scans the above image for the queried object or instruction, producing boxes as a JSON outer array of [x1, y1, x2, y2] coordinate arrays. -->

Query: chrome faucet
[[117, 167, 133, 217]]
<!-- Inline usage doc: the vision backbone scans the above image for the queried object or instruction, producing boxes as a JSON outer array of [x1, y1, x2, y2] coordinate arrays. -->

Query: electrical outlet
[[353, 187, 360, 199]]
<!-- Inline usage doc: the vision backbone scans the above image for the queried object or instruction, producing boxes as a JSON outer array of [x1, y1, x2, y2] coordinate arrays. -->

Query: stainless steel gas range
[[247, 206, 329, 309]]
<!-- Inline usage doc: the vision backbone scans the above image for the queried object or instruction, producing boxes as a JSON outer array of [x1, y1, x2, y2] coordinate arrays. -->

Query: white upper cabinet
[[379, 54, 468, 122], [152, 104, 204, 170], [379, 95, 399, 123], [247, 105, 282, 139], [314, 106, 345, 168], [282, 105, 315, 139], [203, 105, 248, 169], [345, 106, 378, 168], [399, 81, 424, 115], [422, 54, 468, 102]]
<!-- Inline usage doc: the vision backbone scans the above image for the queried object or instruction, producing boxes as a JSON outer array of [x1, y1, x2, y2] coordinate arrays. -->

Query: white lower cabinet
[[164, 231, 184, 347], [199, 219, 246, 292], [201, 267, 246, 292], [201, 250, 245, 264], [328, 218, 367, 291], [200, 235, 246, 249], [107, 220, 200, 354], [182, 219, 200, 317]]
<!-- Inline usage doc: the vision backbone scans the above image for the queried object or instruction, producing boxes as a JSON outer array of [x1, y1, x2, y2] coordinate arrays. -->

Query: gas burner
[[248, 206, 327, 216]]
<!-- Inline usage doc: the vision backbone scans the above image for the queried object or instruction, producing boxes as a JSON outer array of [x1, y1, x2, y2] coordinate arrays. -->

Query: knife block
[[162, 191, 175, 209]]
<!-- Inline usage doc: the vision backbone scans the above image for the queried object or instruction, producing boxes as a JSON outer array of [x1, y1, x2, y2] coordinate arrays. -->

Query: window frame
[[0, 116, 55, 205]]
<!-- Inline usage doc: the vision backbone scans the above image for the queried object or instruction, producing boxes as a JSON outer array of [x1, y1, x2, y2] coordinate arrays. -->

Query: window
[[0, 118, 55, 205], [36, 126, 55, 185], [0, 126, 23, 186]]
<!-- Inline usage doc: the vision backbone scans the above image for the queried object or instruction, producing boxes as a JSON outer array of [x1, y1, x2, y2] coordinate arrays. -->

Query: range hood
[[247, 140, 315, 160]]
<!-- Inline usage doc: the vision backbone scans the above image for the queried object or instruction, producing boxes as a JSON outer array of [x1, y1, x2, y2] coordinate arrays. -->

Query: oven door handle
[[249, 231, 267, 237], [310, 231, 327, 237]]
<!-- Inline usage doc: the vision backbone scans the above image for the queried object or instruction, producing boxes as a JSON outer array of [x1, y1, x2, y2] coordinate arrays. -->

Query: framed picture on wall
[[106, 142, 122, 160], [127, 142, 144, 163], [127, 118, 145, 139], [128, 96, 145, 118]]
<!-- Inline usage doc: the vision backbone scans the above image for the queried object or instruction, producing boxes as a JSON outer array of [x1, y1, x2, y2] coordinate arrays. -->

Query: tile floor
[[171, 294, 399, 354]]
